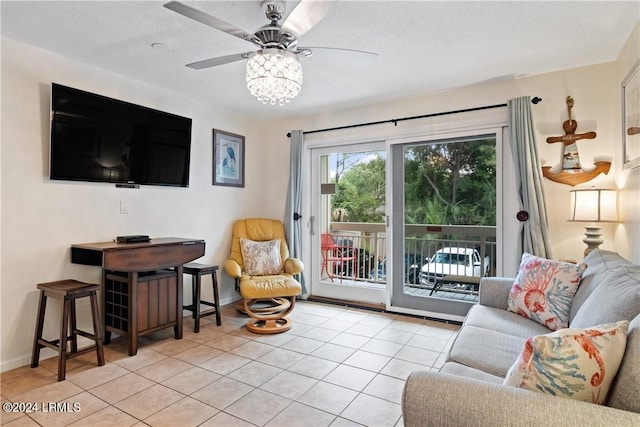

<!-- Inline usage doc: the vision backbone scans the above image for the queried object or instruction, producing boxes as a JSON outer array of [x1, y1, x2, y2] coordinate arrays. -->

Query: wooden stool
[[182, 263, 221, 332], [31, 279, 105, 381]]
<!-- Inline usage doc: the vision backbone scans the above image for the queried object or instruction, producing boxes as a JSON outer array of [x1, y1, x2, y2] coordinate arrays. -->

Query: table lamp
[[568, 189, 618, 257]]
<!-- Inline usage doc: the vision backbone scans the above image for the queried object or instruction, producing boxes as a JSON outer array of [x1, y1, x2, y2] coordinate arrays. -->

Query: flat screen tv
[[50, 83, 192, 187]]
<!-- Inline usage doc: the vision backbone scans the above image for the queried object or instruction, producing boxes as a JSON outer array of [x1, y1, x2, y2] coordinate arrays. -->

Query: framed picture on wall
[[622, 59, 640, 170], [213, 129, 245, 187]]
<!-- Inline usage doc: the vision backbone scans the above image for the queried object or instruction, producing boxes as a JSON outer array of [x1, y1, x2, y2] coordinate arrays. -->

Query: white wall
[[0, 38, 273, 371]]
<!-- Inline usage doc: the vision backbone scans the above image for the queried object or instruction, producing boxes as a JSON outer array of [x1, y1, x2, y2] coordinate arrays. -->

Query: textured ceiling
[[1, 1, 638, 119]]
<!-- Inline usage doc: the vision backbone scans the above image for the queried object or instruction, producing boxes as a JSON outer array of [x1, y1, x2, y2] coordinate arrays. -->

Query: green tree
[[405, 138, 496, 226], [330, 138, 496, 226], [331, 154, 385, 223]]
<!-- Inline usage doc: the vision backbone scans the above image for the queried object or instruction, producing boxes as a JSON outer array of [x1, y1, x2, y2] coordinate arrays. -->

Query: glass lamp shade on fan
[[246, 49, 302, 106]]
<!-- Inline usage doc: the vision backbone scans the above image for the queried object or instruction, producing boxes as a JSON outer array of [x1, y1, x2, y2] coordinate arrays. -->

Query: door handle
[[309, 216, 315, 235]]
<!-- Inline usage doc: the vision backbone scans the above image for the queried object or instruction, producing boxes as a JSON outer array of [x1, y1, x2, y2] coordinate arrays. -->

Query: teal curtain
[[508, 96, 552, 259], [284, 130, 307, 297]]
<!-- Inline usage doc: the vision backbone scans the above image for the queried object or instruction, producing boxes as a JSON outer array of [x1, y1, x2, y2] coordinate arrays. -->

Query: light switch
[[120, 201, 128, 214]]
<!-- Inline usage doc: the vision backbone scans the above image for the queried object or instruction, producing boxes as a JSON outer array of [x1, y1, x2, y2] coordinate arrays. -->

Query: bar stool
[[182, 263, 221, 332], [31, 279, 105, 381]]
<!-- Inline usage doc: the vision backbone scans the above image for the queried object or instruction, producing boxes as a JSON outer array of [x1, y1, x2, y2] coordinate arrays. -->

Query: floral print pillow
[[240, 238, 282, 276], [503, 321, 629, 404], [507, 253, 587, 330]]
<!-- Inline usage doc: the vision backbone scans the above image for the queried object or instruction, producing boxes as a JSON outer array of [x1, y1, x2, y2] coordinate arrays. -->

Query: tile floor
[[0, 301, 460, 427]]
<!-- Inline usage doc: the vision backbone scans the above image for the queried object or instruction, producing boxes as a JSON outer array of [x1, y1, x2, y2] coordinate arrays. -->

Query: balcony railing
[[323, 222, 496, 296]]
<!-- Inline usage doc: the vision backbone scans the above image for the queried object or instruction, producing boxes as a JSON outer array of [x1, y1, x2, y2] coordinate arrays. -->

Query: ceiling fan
[[163, 0, 376, 105]]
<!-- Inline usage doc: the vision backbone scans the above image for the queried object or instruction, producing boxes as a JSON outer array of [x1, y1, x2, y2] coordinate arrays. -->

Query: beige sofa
[[402, 250, 640, 426]]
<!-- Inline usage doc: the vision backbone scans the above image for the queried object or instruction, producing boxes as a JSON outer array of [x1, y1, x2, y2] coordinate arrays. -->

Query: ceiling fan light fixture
[[246, 49, 302, 106]]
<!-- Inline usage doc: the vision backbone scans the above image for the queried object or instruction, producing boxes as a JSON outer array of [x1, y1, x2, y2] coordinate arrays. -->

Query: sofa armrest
[[284, 257, 304, 276], [403, 371, 639, 427], [478, 277, 515, 309]]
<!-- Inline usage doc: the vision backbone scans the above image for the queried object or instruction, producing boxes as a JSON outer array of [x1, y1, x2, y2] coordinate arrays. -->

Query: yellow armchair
[[224, 218, 303, 333]]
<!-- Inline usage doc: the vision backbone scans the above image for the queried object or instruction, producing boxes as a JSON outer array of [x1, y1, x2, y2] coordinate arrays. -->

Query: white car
[[419, 247, 490, 286]]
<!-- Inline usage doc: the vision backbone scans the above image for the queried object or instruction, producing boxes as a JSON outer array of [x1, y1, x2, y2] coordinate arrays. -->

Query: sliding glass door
[[388, 134, 500, 320], [302, 111, 519, 320], [309, 142, 387, 305]]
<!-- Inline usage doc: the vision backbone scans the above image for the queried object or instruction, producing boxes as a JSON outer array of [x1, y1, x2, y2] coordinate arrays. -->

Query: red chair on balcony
[[321, 233, 357, 282]]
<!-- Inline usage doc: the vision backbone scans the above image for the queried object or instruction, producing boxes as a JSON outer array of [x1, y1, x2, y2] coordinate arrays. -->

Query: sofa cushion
[[606, 314, 640, 412], [240, 238, 282, 275], [570, 250, 634, 321], [448, 325, 527, 377], [503, 321, 629, 405], [507, 253, 586, 330], [440, 361, 504, 384], [570, 265, 640, 328], [478, 277, 515, 309], [464, 304, 551, 339]]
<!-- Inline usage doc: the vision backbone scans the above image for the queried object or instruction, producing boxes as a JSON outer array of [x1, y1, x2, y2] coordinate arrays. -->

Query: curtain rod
[[287, 96, 542, 137]]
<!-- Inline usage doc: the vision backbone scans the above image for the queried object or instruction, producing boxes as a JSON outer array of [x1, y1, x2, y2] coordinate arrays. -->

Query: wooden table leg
[[193, 273, 202, 333], [128, 272, 138, 356], [212, 269, 222, 326], [175, 265, 183, 340]]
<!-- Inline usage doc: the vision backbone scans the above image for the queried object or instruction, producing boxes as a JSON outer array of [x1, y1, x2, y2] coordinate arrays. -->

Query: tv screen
[[50, 83, 192, 187]]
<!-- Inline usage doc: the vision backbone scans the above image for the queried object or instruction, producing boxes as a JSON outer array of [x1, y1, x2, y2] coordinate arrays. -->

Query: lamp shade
[[568, 189, 618, 222]]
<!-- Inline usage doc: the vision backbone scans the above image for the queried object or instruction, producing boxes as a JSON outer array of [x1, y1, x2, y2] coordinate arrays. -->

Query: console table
[[71, 237, 205, 356]]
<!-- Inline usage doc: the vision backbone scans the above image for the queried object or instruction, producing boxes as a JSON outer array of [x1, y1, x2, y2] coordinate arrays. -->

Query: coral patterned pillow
[[507, 253, 587, 330], [240, 238, 282, 276], [503, 321, 629, 404]]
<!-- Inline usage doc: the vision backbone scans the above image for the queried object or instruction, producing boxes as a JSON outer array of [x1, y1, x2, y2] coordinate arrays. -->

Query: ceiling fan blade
[[281, 0, 332, 38], [164, 1, 258, 45], [186, 52, 252, 70], [298, 46, 379, 58]]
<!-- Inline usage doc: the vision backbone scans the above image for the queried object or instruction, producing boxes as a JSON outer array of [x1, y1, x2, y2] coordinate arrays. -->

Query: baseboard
[[218, 295, 242, 308], [2, 355, 35, 373], [306, 295, 463, 325], [306, 295, 386, 312], [2, 346, 62, 373]]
